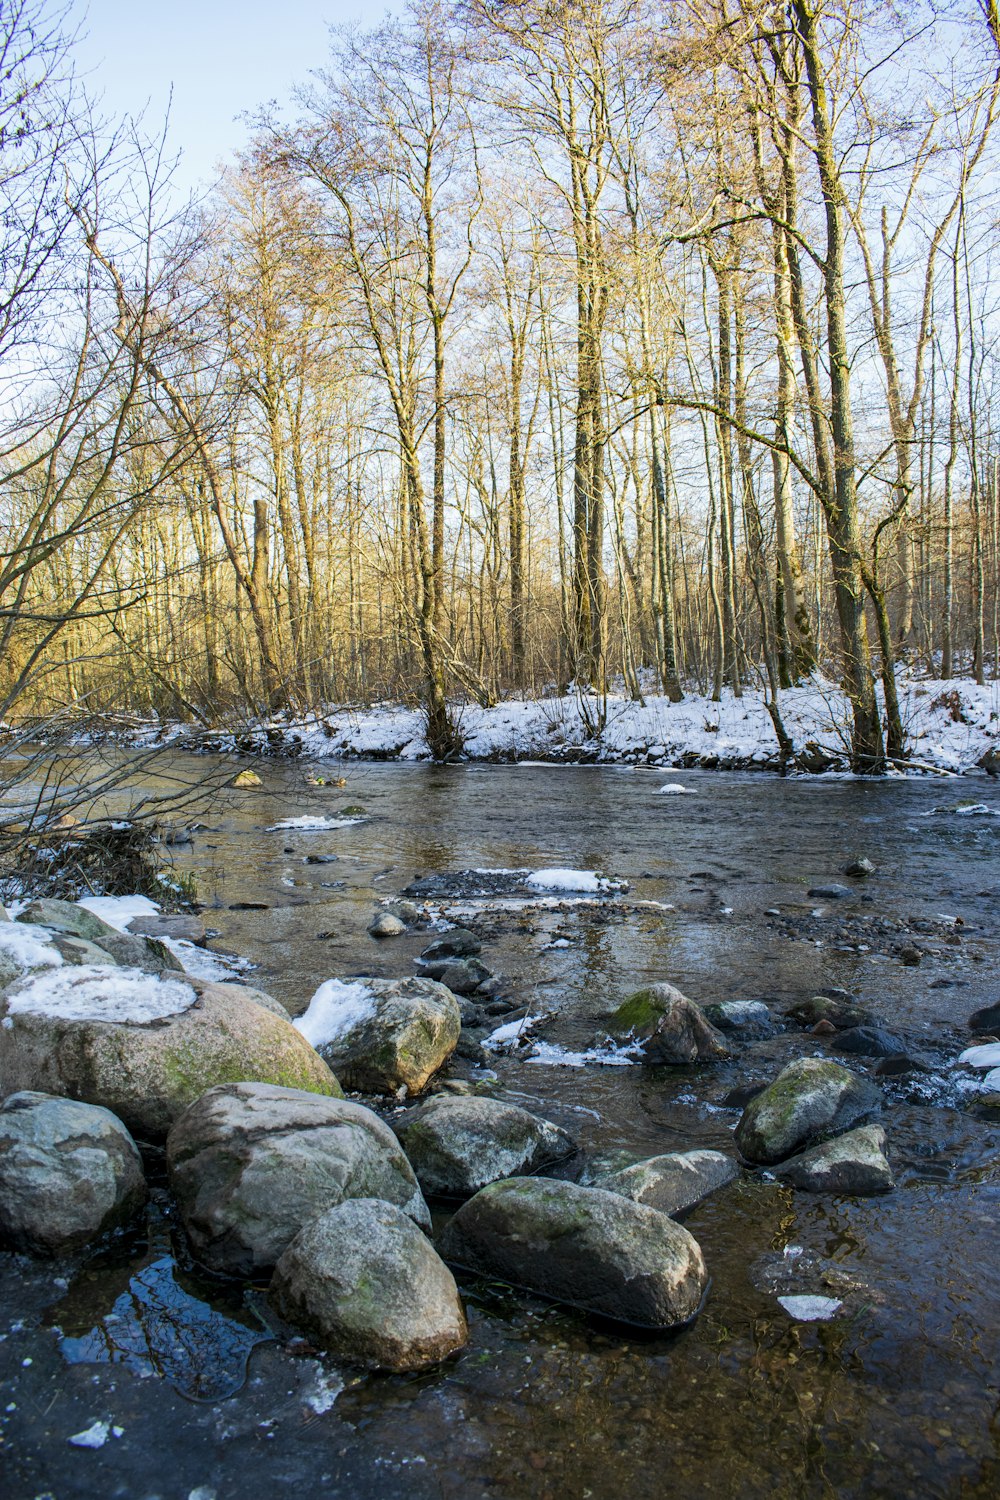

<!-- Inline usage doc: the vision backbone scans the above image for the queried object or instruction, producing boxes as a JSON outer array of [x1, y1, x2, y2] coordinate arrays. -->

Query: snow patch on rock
[[6, 965, 196, 1023], [294, 978, 378, 1047]]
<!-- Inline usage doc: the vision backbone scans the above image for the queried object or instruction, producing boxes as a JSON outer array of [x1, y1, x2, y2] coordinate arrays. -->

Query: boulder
[[0, 1091, 145, 1256], [17, 901, 172, 974], [771, 1124, 893, 1194], [785, 995, 871, 1031], [439, 1177, 707, 1330], [832, 1025, 907, 1058], [167, 1083, 430, 1276], [270, 1198, 466, 1372], [0, 968, 340, 1141], [734, 1058, 882, 1166], [596, 1149, 739, 1217], [297, 976, 460, 1095], [231, 769, 262, 788], [420, 929, 481, 961], [126, 913, 207, 945], [396, 1096, 575, 1198], [606, 983, 729, 1064], [701, 1000, 777, 1039], [418, 958, 491, 996]]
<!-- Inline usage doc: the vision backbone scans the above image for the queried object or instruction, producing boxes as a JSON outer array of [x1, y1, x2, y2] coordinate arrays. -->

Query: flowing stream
[[2, 759, 1000, 1499]]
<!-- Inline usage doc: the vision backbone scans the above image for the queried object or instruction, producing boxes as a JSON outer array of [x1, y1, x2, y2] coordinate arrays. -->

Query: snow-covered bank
[[154, 673, 999, 774]]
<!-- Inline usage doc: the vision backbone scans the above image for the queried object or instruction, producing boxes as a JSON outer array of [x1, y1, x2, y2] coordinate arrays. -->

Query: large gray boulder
[[396, 1095, 575, 1198], [606, 983, 729, 1065], [595, 1149, 739, 1217], [297, 976, 461, 1095], [771, 1124, 894, 1194], [439, 1177, 707, 1330], [270, 1198, 467, 1372], [167, 1083, 430, 1276], [734, 1058, 882, 1166], [0, 968, 340, 1141], [0, 1092, 146, 1256]]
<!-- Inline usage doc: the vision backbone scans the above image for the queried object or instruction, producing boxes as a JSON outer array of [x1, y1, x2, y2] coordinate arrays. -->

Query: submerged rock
[[0, 971, 340, 1141], [0, 1092, 146, 1256], [734, 1058, 882, 1166], [596, 1150, 739, 1217], [772, 1124, 894, 1195], [439, 1177, 707, 1330], [270, 1198, 466, 1372], [785, 995, 871, 1031], [301, 976, 461, 1095], [167, 1083, 429, 1276], [807, 884, 854, 900], [396, 1096, 575, 1198], [606, 983, 729, 1065], [701, 1000, 777, 1039]]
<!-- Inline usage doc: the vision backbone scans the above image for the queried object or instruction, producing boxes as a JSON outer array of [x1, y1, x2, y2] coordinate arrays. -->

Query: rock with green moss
[[269, 1197, 466, 1372], [312, 977, 461, 1095], [734, 1058, 882, 1166], [167, 1083, 430, 1275], [18, 899, 173, 973], [396, 1095, 575, 1198], [438, 1177, 707, 1329], [0, 972, 340, 1141], [606, 982, 729, 1065], [771, 1124, 894, 1194], [0, 1091, 146, 1256], [595, 1149, 739, 1217]]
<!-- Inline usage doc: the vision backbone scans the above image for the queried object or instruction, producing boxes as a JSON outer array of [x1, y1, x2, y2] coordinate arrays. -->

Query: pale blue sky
[[71, 1, 397, 196]]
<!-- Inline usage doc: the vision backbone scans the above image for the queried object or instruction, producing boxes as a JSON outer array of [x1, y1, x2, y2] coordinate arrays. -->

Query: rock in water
[[396, 1096, 576, 1198], [772, 1124, 894, 1195], [969, 1002, 1000, 1034], [417, 958, 492, 995], [832, 1025, 908, 1058], [299, 976, 461, 1095], [0, 971, 340, 1141], [438, 1178, 707, 1330], [0, 1092, 146, 1256], [606, 983, 729, 1064], [734, 1058, 882, 1166], [270, 1198, 467, 1372], [231, 769, 262, 788], [844, 858, 876, 877], [167, 1083, 429, 1276], [420, 929, 481, 961], [368, 913, 406, 939], [701, 1001, 777, 1038], [596, 1150, 739, 1217]]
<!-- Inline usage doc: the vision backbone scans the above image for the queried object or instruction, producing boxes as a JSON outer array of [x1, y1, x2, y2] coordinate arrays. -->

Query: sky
[[70, 1, 398, 198]]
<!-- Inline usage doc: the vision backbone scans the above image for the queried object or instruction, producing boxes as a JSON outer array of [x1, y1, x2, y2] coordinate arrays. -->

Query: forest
[[2, 0, 999, 772]]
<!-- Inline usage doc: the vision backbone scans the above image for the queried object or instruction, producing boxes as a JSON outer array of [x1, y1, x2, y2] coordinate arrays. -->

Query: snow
[[79, 894, 159, 932], [527, 1040, 643, 1068], [776, 1295, 843, 1321], [294, 979, 377, 1047], [6, 965, 196, 1023], [68, 1420, 111, 1448], [526, 869, 614, 894], [206, 672, 999, 774], [162, 939, 253, 982], [483, 1014, 544, 1050], [957, 1043, 1000, 1069], [0, 923, 63, 971], [657, 783, 696, 795], [267, 815, 365, 832]]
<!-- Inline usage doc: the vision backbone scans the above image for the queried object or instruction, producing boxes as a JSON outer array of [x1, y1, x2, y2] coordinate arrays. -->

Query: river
[[2, 760, 999, 1499]]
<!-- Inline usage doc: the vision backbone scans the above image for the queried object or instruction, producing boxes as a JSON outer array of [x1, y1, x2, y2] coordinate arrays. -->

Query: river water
[[3, 760, 1000, 1499]]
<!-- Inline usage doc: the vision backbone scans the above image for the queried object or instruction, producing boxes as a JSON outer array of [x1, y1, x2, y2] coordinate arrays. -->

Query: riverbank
[[131, 672, 999, 775]]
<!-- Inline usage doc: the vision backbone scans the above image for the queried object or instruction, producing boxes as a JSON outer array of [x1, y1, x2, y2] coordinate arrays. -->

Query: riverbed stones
[[269, 1198, 467, 1372], [0, 972, 340, 1140], [734, 1058, 882, 1166], [396, 1096, 576, 1198], [606, 983, 729, 1064], [0, 1092, 146, 1256], [418, 957, 491, 996], [439, 1178, 707, 1329], [771, 1124, 894, 1195], [596, 1149, 739, 1217], [313, 977, 461, 1095], [167, 1083, 430, 1276]]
